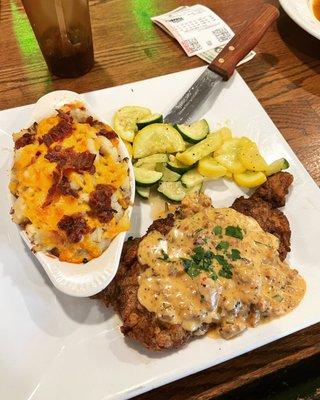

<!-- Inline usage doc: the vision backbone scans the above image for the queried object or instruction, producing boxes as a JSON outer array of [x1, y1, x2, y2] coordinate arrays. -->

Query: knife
[[164, 4, 279, 124]]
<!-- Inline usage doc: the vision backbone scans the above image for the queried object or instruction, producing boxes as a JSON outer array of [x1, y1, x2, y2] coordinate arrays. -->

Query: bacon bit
[[57, 213, 90, 243], [15, 133, 34, 149], [84, 116, 104, 128], [45, 146, 96, 174], [88, 184, 116, 223], [65, 151, 96, 174], [14, 122, 38, 149], [42, 120, 73, 146], [49, 247, 60, 257], [85, 116, 95, 126], [43, 169, 78, 207], [60, 176, 78, 198], [43, 147, 96, 207], [98, 128, 118, 140], [42, 169, 63, 207], [56, 109, 73, 124]]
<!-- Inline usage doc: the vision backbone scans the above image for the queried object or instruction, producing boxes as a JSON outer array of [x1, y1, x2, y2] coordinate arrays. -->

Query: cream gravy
[[137, 195, 305, 339]]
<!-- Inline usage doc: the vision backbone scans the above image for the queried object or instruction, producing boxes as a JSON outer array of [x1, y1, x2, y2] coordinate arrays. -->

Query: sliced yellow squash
[[214, 154, 246, 174], [214, 137, 241, 157], [198, 156, 227, 178], [176, 132, 222, 165], [234, 171, 267, 188], [238, 137, 268, 172], [133, 124, 185, 158], [216, 127, 232, 142], [114, 106, 151, 142]]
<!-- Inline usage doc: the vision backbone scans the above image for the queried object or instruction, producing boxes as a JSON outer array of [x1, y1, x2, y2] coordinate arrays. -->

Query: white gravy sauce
[[137, 196, 305, 339]]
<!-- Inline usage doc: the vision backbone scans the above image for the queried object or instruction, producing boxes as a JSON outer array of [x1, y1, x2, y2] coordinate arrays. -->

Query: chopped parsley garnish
[[218, 268, 233, 279], [216, 241, 230, 251], [225, 225, 244, 240], [212, 226, 222, 236], [182, 246, 234, 280], [213, 254, 233, 279], [182, 246, 216, 279], [182, 259, 201, 277], [157, 249, 170, 261], [209, 270, 218, 281], [228, 248, 241, 261]]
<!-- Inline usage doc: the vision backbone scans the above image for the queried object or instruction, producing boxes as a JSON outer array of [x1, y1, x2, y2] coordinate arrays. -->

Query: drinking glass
[[21, 0, 94, 78]]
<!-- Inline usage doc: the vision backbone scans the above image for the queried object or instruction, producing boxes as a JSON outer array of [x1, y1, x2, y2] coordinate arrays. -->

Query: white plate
[[7, 91, 135, 298], [280, 0, 320, 40], [1, 67, 320, 400]]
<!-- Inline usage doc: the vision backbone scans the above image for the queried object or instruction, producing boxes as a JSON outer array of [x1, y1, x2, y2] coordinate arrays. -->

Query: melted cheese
[[137, 204, 305, 338], [10, 106, 130, 263]]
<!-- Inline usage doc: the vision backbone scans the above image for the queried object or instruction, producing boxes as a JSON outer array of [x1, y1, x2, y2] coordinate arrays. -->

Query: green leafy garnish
[[228, 248, 241, 261], [214, 254, 233, 279], [209, 270, 218, 280], [216, 241, 230, 251], [225, 226, 244, 240], [212, 226, 222, 235], [182, 259, 200, 277], [158, 249, 170, 261], [182, 246, 216, 279], [192, 246, 205, 262]]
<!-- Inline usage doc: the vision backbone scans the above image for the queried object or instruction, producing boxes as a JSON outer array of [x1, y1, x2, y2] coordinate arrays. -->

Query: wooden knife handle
[[209, 4, 279, 80]]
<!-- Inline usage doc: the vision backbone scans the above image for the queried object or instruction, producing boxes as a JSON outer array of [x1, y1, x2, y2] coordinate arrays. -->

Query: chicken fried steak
[[97, 172, 304, 351]]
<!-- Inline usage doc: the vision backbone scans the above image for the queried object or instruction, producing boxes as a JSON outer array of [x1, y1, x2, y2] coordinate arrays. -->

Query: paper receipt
[[152, 5, 255, 64]]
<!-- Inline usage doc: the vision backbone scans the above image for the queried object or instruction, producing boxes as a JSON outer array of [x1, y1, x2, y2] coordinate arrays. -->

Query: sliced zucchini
[[134, 153, 168, 167], [134, 166, 162, 186], [175, 119, 209, 143], [137, 113, 163, 129], [176, 132, 222, 165], [181, 168, 206, 188], [113, 106, 151, 142], [234, 171, 267, 188], [156, 164, 181, 182], [133, 124, 185, 158], [136, 186, 150, 199], [167, 156, 195, 173], [158, 181, 186, 202], [187, 182, 203, 194], [198, 156, 227, 178], [266, 158, 289, 176]]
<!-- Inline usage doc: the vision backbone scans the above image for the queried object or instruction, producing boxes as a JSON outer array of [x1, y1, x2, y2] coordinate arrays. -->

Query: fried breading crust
[[96, 217, 191, 351], [251, 172, 293, 208], [232, 172, 293, 260], [97, 172, 293, 351]]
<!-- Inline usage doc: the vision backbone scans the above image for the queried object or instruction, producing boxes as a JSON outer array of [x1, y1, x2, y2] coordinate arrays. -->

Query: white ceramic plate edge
[[280, 0, 320, 40]]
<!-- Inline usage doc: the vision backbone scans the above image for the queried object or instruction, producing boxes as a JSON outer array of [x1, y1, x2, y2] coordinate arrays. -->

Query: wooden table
[[2, 0, 320, 399]]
